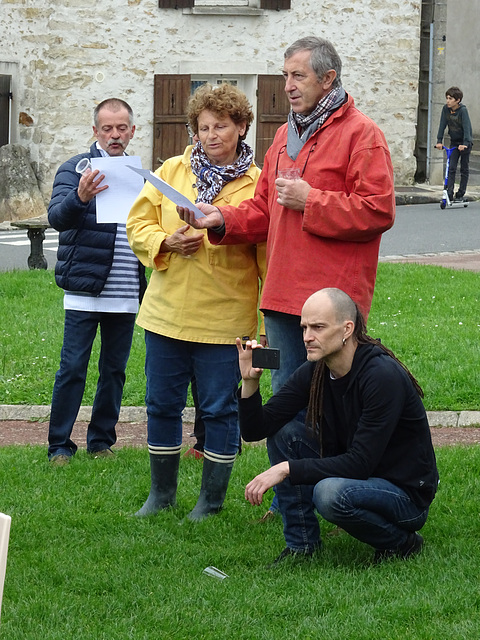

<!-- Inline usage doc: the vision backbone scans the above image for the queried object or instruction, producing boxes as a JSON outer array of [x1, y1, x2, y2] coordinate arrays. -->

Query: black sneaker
[[373, 532, 424, 564], [268, 545, 319, 568]]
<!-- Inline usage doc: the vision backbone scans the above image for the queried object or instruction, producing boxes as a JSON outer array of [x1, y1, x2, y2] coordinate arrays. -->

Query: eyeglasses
[[275, 142, 317, 178]]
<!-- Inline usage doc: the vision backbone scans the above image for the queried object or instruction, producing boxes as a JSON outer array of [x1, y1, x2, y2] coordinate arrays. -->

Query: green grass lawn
[[1, 264, 479, 638], [1, 444, 479, 639], [368, 262, 480, 410], [0, 262, 479, 409]]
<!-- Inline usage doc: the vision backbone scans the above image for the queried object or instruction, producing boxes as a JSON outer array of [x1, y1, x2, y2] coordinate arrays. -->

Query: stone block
[[0, 144, 47, 223], [458, 411, 480, 427], [426, 411, 458, 427]]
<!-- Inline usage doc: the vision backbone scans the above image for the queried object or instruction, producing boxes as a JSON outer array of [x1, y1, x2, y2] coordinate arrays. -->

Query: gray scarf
[[286, 87, 346, 160]]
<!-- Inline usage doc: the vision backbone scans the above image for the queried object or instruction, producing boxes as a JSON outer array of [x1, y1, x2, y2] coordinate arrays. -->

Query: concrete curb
[[0, 405, 479, 428], [395, 192, 441, 206], [394, 185, 480, 206], [0, 404, 195, 424]]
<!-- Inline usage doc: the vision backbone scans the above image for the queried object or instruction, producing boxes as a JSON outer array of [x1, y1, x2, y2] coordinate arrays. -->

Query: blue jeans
[[144, 331, 240, 459], [264, 312, 306, 393], [447, 144, 471, 198], [264, 312, 307, 514], [268, 421, 429, 552], [267, 421, 321, 551], [314, 477, 429, 551], [48, 310, 136, 458]]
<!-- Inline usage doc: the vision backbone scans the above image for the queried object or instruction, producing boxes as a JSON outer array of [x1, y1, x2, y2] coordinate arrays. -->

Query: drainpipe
[[426, 22, 434, 181]]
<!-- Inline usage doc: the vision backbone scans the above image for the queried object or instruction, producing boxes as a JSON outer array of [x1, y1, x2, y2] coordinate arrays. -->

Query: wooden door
[[255, 74, 289, 166], [152, 74, 191, 169]]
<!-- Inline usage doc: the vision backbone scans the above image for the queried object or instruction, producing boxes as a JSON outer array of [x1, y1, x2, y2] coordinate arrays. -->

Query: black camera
[[252, 348, 281, 370]]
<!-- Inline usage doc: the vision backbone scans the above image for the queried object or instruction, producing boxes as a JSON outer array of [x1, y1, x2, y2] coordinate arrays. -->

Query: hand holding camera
[[236, 338, 281, 399], [252, 347, 280, 369]]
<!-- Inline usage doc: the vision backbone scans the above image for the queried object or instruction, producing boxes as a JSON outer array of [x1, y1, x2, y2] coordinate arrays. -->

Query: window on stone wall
[[157, 0, 291, 9], [195, 1, 251, 6], [259, 0, 290, 8], [191, 79, 238, 92], [152, 74, 290, 169], [186, 78, 239, 143]]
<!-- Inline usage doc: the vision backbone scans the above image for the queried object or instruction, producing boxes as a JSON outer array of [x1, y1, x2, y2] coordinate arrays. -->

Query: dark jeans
[[264, 311, 307, 514], [268, 421, 429, 552], [314, 477, 429, 551], [191, 376, 205, 452], [144, 331, 240, 459], [447, 144, 471, 198], [191, 376, 242, 455], [48, 310, 136, 459], [264, 312, 306, 394], [267, 421, 321, 551]]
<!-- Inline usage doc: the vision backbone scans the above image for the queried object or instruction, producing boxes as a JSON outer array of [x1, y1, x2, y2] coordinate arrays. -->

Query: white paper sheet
[[0, 512, 11, 621], [127, 166, 206, 219], [91, 156, 144, 223]]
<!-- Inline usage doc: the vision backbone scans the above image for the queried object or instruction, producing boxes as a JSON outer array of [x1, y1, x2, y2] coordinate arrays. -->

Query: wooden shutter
[[255, 75, 289, 167], [260, 0, 291, 9], [158, 0, 194, 8], [153, 75, 191, 169]]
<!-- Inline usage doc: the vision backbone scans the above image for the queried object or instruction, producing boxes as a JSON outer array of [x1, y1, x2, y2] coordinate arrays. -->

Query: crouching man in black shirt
[[237, 288, 438, 566]]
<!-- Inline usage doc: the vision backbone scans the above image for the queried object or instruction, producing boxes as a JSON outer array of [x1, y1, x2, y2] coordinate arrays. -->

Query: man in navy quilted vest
[[47, 98, 146, 465]]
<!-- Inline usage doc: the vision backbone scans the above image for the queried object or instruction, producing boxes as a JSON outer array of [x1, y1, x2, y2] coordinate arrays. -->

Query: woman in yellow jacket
[[127, 83, 265, 521]]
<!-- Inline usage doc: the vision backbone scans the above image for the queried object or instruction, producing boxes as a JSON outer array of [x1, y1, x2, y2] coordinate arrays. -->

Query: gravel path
[[1, 420, 480, 449]]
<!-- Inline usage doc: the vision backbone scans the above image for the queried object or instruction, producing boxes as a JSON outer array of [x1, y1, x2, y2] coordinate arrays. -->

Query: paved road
[[0, 228, 58, 271], [380, 200, 480, 257], [1, 200, 479, 271]]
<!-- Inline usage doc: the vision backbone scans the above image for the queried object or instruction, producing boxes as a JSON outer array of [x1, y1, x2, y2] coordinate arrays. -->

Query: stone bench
[[11, 215, 51, 270]]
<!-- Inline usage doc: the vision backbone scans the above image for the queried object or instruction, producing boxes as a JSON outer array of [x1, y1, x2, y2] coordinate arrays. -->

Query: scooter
[[439, 146, 469, 209]]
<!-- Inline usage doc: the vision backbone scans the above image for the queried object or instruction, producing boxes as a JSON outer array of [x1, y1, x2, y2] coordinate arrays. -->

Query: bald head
[[303, 288, 357, 324], [300, 288, 358, 367]]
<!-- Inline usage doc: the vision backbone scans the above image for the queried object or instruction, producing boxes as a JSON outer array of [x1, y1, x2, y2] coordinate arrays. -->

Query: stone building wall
[[0, 0, 422, 201], [439, 0, 479, 186]]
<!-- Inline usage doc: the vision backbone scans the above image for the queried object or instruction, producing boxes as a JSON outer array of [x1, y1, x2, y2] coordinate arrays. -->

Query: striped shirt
[[64, 145, 140, 314], [64, 224, 140, 314]]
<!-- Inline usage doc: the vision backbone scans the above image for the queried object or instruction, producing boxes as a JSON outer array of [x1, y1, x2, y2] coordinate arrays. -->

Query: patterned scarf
[[287, 86, 346, 160], [190, 141, 254, 204]]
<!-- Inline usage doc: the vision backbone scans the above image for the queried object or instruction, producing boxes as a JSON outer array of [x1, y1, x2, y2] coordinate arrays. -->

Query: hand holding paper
[[127, 166, 206, 219], [92, 156, 144, 223], [176, 202, 224, 230], [78, 168, 109, 204]]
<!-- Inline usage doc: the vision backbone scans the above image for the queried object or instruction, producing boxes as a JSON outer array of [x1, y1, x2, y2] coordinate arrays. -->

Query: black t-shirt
[[326, 371, 351, 452]]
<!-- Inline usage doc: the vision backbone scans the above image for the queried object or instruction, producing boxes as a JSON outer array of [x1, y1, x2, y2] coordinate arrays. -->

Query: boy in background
[[435, 86, 473, 201]]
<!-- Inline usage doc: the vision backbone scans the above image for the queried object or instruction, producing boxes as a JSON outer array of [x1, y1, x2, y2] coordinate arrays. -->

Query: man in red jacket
[[178, 35, 394, 388], [178, 36, 395, 517]]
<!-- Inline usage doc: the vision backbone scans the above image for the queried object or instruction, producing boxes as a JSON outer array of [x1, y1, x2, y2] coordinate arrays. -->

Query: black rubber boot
[[135, 452, 180, 517], [187, 458, 234, 522]]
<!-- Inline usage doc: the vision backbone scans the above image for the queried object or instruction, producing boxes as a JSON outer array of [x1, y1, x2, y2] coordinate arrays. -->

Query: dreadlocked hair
[[305, 303, 424, 455]]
